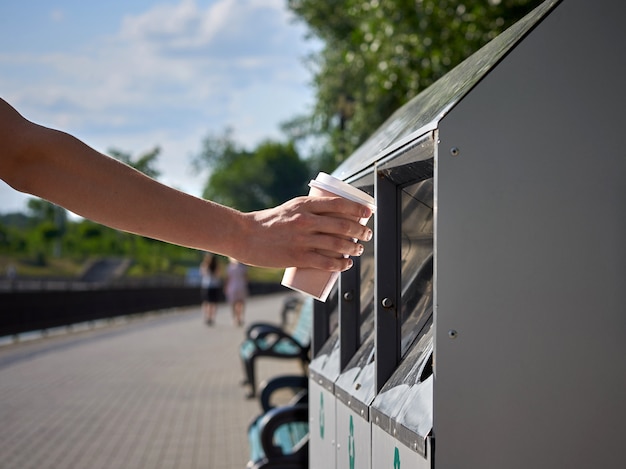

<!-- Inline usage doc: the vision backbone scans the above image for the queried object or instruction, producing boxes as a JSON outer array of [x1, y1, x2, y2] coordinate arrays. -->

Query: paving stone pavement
[[0, 292, 303, 469]]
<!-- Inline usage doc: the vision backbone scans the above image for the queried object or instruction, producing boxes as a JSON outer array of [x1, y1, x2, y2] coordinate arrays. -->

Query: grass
[[0, 253, 284, 284], [0, 254, 84, 278]]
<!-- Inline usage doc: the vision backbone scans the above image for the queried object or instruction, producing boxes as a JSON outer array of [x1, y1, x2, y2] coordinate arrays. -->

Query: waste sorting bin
[[309, 0, 626, 467], [371, 323, 433, 469], [308, 301, 340, 469], [368, 179, 435, 469], [333, 175, 434, 469], [333, 327, 376, 469], [309, 194, 376, 469]]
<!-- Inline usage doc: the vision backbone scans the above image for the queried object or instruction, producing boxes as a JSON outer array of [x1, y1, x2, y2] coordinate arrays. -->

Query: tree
[[27, 198, 67, 258], [108, 146, 162, 179], [193, 130, 311, 212], [287, 0, 543, 167], [1, 144, 198, 276]]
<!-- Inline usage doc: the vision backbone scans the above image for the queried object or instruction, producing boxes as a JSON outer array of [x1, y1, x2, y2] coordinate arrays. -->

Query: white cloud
[[50, 9, 65, 23], [0, 0, 319, 213], [117, 0, 300, 57], [7, 1, 312, 136]]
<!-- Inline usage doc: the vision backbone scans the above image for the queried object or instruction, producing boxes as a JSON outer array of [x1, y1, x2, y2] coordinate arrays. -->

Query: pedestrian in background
[[200, 253, 222, 326], [225, 257, 248, 326]]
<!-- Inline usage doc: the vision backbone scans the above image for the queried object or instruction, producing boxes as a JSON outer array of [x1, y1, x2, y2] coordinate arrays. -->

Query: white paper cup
[[281, 172, 376, 302]]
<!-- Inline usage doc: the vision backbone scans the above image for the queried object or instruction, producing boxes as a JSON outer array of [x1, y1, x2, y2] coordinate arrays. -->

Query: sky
[[0, 0, 320, 215]]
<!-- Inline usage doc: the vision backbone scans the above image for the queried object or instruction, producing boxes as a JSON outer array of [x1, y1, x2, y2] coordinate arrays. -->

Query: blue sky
[[0, 0, 320, 214]]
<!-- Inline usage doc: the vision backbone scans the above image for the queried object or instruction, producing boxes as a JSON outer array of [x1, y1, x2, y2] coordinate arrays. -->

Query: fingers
[[312, 233, 366, 258], [294, 196, 374, 266], [302, 195, 374, 221], [299, 251, 355, 272], [312, 212, 373, 243], [295, 196, 373, 242]]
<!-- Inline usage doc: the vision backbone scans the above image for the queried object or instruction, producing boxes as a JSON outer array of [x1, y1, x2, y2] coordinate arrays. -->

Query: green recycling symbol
[[348, 415, 355, 469], [319, 392, 325, 439], [394, 446, 400, 469]]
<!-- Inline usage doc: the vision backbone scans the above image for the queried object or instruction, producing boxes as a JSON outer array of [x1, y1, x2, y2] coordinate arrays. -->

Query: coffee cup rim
[[309, 172, 376, 211]]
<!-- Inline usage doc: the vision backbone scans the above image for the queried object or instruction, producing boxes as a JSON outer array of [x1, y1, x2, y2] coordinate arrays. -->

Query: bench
[[247, 404, 308, 469], [240, 297, 312, 398], [247, 376, 309, 469], [280, 295, 303, 328], [258, 375, 309, 412]]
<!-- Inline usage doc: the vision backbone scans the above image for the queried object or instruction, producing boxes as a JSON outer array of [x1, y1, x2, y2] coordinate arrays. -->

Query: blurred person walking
[[225, 257, 248, 326], [200, 253, 222, 326]]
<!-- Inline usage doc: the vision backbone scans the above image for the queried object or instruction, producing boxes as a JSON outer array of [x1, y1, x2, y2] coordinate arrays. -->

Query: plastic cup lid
[[309, 172, 376, 211]]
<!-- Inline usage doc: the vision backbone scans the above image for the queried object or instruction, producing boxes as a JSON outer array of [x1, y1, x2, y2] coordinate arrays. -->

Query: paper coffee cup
[[281, 172, 376, 302]]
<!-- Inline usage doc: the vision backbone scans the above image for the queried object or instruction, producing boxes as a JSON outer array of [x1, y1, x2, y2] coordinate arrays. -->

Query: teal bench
[[240, 297, 312, 398], [257, 374, 308, 412], [246, 377, 309, 469]]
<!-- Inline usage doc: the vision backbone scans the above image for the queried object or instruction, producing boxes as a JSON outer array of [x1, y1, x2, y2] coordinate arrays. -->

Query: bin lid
[[371, 321, 434, 456]]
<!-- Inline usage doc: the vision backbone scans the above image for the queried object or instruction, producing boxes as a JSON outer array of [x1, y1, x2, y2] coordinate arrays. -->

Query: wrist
[[221, 207, 254, 262]]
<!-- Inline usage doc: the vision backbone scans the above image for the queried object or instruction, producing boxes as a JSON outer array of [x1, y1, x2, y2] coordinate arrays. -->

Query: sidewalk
[[0, 292, 303, 469]]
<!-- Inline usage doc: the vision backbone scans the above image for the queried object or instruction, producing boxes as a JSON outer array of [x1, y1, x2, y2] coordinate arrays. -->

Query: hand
[[238, 195, 373, 271]]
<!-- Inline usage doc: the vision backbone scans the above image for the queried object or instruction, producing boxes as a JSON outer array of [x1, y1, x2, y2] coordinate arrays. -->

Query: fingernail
[[346, 258, 354, 269], [365, 229, 373, 241], [356, 244, 364, 256]]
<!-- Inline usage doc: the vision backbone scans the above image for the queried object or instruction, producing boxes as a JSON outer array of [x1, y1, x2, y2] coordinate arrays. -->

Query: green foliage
[[0, 210, 200, 278], [194, 130, 312, 212], [108, 146, 162, 179], [37, 221, 61, 241], [0, 219, 26, 253], [287, 0, 543, 164], [0, 144, 196, 278]]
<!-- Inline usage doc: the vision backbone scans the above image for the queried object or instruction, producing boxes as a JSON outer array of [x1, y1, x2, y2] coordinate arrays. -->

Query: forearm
[[52, 146, 244, 256], [1, 105, 244, 256]]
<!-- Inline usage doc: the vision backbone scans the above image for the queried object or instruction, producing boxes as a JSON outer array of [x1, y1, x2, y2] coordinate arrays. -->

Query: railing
[[0, 280, 286, 337], [0, 276, 189, 292]]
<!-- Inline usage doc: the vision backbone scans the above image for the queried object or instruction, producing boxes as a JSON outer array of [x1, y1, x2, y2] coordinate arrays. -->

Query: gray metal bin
[[309, 191, 376, 469], [308, 304, 341, 469], [333, 174, 435, 469], [309, 0, 626, 467]]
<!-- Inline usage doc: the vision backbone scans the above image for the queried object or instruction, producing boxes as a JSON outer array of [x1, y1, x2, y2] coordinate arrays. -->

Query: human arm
[[0, 98, 372, 271]]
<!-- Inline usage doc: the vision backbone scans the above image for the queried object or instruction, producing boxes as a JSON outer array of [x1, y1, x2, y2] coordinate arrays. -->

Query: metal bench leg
[[245, 356, 257, 398], [240, 356, 250, 386]]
